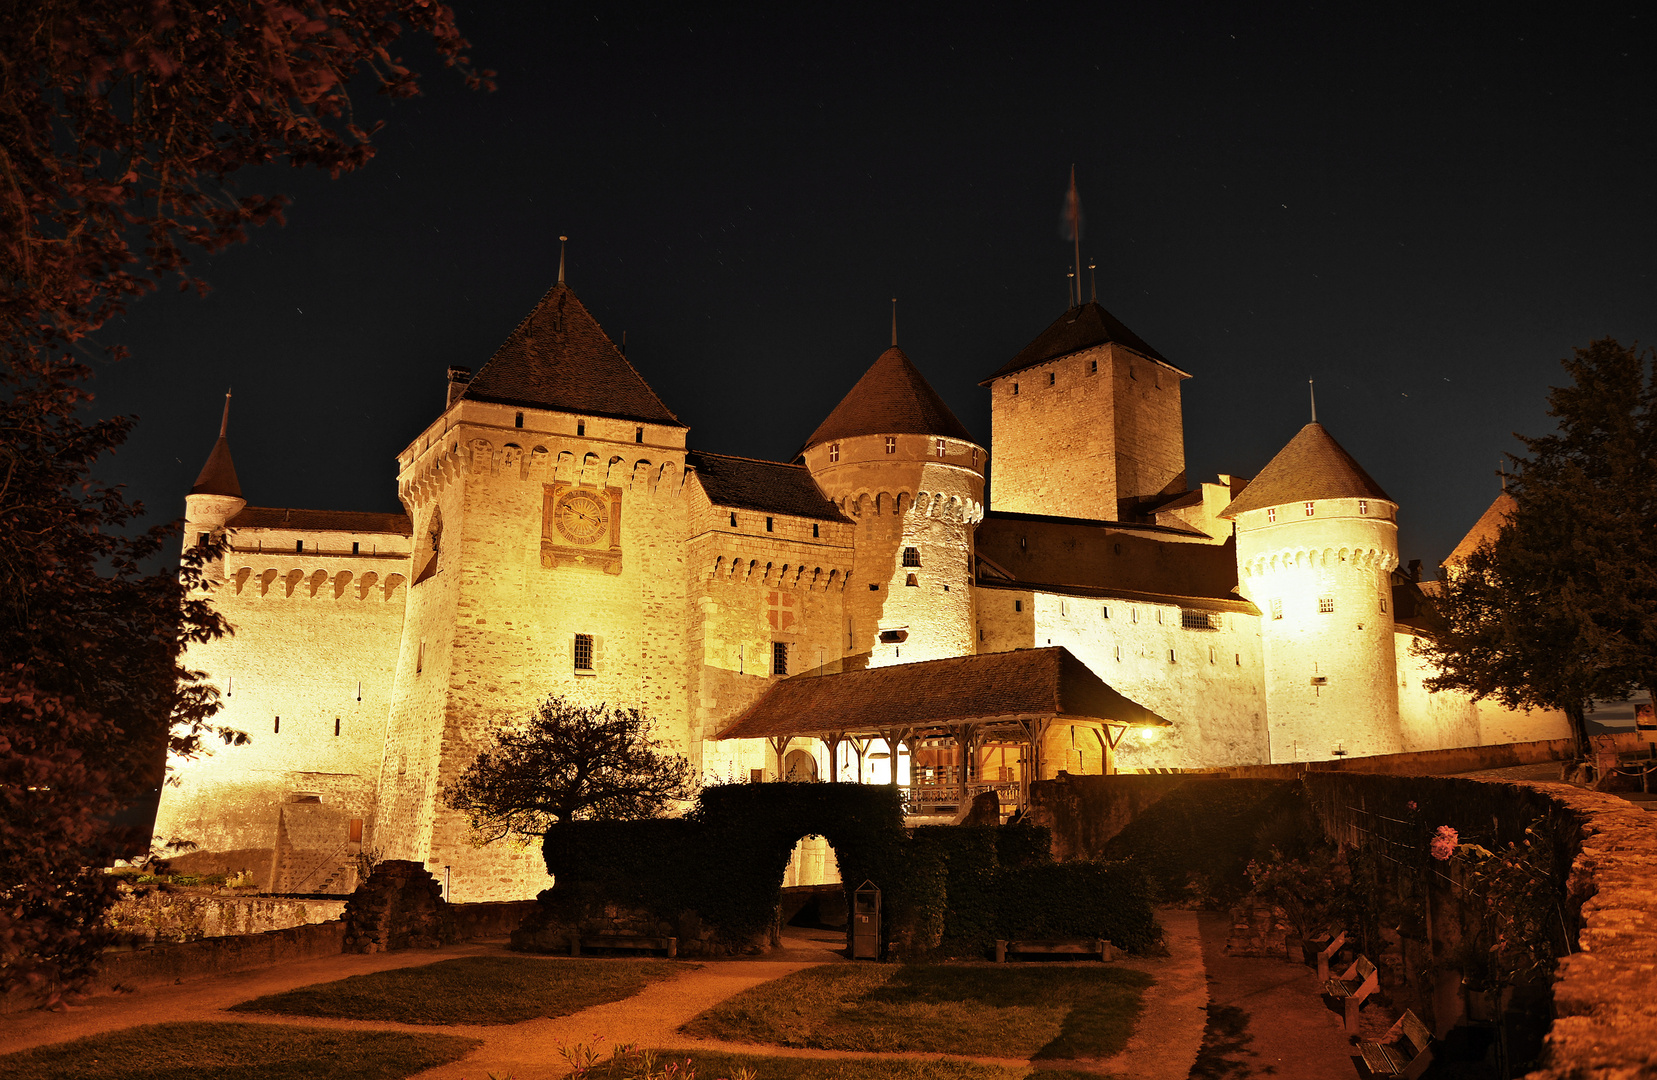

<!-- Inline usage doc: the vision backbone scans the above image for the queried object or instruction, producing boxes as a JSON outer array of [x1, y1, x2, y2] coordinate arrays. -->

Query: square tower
[[981, 303, 1188, 522]]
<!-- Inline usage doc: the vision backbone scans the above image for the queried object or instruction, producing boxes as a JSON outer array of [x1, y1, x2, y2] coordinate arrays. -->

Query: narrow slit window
[[295, 540, 304, 553], [274, 716, 281, 734], [635, 426, 644, 443], [1014, 599, 1023, 612], [1013, 383, 1019, 395], [334, 718, 341, 737], [577, 421, 585, 437], [574, 633, 594, 672], [416, 641, 425, 673], [765, 517, 774, 532], [812, 523, 820, 538], [1048, 371, 1056, 386], [515, 411, 524, 428], [1380, 596, 1389, 613], [352, 541, 360, 555], [730, 512, 738, 528], [1089, 359, 1098, 374]]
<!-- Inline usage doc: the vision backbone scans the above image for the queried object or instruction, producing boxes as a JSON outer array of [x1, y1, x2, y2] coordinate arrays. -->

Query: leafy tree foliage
[[1421, 339, 1657, 755], [1, 1, 485, 996], [446, 698, 699, 843]]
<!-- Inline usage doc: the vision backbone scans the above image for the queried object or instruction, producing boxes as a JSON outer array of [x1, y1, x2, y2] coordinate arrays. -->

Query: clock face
[[554, 490, 609, 545]]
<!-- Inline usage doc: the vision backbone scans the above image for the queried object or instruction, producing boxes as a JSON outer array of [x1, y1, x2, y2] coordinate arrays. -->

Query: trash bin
[[852, 880, 881, 959]]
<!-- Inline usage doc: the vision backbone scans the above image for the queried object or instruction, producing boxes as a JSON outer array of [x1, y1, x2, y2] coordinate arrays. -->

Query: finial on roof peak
[[1089, 261, 1097, 303], [557, 235, 568, 285], [891, 297, 897, 348], [1308, 379, 1317, 424], [219, 389, 232, 438]]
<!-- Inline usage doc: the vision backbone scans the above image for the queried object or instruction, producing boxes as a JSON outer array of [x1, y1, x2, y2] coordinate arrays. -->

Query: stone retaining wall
[[104, 890, 346, 944]]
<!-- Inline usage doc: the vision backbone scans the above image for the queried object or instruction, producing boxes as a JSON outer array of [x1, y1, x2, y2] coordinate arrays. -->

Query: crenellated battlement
[[705, 555, 853, 592], [835, 488, 985, 525], [1240, 545, 1400, 579], [399, 430, 688, 510], [227, 565, 408, 602]]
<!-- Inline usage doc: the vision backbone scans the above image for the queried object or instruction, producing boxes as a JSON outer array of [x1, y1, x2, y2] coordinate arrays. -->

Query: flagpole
[[1070, 165, 1081, 307]]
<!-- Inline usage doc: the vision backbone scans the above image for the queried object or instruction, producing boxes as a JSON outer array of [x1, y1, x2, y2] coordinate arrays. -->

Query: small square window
[[765, 516, 774, 532], [1014, 599, 1023, 612], [198, 532, 210, 548], [295, 540, 304, 553], [1359, 499, 1368, 515], [829, 442, 840, 463], [1319, 597, 1335, 614], [574, 633, 594, 671], [515, 411, 524, 428], [869, 583, 880, 591], [885, 436, 896, 454], [1270, 599, 1283, 620], [1305, 501, 1315, 516], [772, 641, 788, 676], [902, 546, 921, 567]]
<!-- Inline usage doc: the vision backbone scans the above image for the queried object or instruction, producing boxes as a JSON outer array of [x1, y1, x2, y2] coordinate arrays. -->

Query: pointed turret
[[184, 393, 247, 554], [1444, 491, 1515, 570], [1221, 423, 1391, 518], [804, 346, 974, 451], [462, 282, 682, 427]]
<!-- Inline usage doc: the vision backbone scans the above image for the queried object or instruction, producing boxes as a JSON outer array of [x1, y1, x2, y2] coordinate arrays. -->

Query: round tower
[[800, 340, 985, 667], [1222, 422, 1401, 762], [184, 393, 247, 556]]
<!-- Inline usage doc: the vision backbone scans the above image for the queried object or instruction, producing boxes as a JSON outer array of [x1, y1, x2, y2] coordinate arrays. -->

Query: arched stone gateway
[[512, 783, 913, 958]]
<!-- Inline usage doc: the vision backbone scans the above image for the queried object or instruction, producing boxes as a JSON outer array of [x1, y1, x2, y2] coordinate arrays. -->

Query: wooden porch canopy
[[715, 646, 1170, 793]]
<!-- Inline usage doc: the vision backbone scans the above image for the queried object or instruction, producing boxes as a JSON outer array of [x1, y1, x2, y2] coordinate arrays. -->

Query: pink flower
[[1407, 801, 1418, 811], [1430, 825, 1459, 861]]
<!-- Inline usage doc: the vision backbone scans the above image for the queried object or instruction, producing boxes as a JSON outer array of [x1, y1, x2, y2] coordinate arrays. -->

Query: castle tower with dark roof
[[801, 343, 986, 668], [184, 394, 247, 553], [981, 302, 1189, 521], [1223, 422, 1403, 761]]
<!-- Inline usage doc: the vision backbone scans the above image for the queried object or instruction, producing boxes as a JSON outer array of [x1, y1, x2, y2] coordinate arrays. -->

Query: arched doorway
[[783, 748, 818, 782]]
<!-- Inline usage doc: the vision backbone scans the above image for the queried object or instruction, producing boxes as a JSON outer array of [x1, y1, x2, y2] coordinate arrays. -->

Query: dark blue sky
[[94, 3, 1654, 570]]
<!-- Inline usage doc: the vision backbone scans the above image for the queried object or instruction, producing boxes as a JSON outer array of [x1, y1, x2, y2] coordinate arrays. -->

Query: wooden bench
[[995, 938, 1114, 962], [1315, 930, 1347, 982], [1358, 1009, 1433, 1078], [569, 934, 677, 958], [1324, 955, 1379, 1033]]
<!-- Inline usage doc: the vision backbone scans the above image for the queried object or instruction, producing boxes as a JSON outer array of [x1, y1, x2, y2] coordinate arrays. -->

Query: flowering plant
[[1430, 826, 1459, 861]]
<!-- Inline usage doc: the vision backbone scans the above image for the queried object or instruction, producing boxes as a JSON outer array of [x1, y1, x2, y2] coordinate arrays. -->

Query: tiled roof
[[463, 283, 683, 427], [190, 435, 242, 498], [716, 646, 1169, 740], [686, 451, 851, 523], [804, 347, 976, 449], [981, 302, 1176, 384], [1445, 492, 1515, 566], [976, 512, 1240, 601], [1221, 423, 1392, 517], [228, 507, 413, 536]]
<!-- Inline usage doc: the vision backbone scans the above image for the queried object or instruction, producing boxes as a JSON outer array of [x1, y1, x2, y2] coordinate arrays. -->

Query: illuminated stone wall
[[986, 342, 1185, 520], [1235, 496, 1403, 762], [1393, 630, 1570, 748]]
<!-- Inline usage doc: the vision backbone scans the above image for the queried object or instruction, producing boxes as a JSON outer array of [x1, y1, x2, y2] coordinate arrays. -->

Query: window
[[1157, 609, 1164, 624], [1380, 596, 1388, 613], [1267, 508, 1277, 523], [274, 716, 280, 733], [352, 541, 360, 555], [1236, 653, 1242, 666], [1013, 382, 1019, 395], [978, 626, 984, 641], [1169, 649, 1177, 663], [1014, 599, 1023, 612], [730, 512, 738, 527], [1359, 499, 1368, 515], [1319, 597, 1335, 614], [971, 448, 979, 466], [829, 442, 840, 463], [295, 540, 304, 553], [574, 633, 594, 671], [936, 438, 946, 458], [902, 546, 921, 567], [812, 523, 820, 538], [197, 532, 210, 548], [1305, 501, 1315, 516], [869, 583, 880, 591], [765, 516, 774, 532], [515, 411, 524, 428], [1209, 646, 1216, 664], [1131, 608, 1138, 624], [1181, 610, 1221, 631], [1089, 359, 1098, 375], [334, 718, 341, 737], [1270, 598, 1283, 620], [772, 641, 788, 676], [906, 573, 918, 587], [1115, 644, 1122, 661], [1102, 605, 1110, 619], [635, 426, 644, 443], [416, 641, 425, 673], [885, 436, 896, 454], [577, 421, 585, 436]]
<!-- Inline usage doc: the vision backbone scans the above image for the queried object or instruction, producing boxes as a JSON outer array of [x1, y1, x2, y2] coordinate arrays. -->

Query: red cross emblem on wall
[[767, 590, 796, 632]]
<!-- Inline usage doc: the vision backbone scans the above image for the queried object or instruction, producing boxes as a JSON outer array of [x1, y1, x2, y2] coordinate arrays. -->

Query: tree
[[1421, 338, 1657, 757], [1, 1, 486, 997], [445, 698, 700, 843]]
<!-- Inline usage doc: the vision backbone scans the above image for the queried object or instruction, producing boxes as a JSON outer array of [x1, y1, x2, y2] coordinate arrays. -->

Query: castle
[[156, 263, 1566, 901]]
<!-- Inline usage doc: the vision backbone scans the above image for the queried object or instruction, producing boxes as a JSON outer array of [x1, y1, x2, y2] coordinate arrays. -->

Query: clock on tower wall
[[541, 481, 623, 574]]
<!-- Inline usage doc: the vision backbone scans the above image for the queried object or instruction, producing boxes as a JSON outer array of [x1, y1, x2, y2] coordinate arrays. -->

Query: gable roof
[[1445, 491, 1516, 567], [686, 450, 851, 523], [463, 282, 683, 427], [804, 346, 976, 449], [981, 302, 1178, 384], [716, 646, 1169, 740], [1221, 423, 1392, 517]]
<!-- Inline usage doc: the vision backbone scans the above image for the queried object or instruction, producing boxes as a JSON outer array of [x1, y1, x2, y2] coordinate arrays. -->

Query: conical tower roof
[[1222, 422, 1391, 517], [805, 346, 976, 450], [463, 282, 682, 426], [1446, 491, 1515, 566], [190, 396, 242, 498], [980, 301, 1180, 385]]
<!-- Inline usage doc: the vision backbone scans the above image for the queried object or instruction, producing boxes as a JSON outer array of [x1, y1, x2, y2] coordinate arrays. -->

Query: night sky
[[93, 4, 1655, 572]]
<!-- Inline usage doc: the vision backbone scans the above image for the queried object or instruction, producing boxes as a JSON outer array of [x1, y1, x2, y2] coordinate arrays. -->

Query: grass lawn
[[678, 964, 1150, 1059], [230, 955, 682, 1025], [580, 1046, 1060, 1080], [0, 1021, 479, 1080]]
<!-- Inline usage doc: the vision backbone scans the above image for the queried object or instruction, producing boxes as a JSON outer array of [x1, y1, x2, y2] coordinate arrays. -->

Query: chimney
[[1407, 559, 1422, 583], [446, 366, 472, 409]]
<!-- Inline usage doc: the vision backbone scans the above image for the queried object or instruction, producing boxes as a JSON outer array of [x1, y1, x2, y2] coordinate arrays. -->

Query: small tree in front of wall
[[1246, 844, 1355, 950], [445, 696, 698, 842]]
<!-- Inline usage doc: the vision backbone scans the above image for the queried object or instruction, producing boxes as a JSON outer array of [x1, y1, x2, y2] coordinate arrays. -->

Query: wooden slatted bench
[[1324, 955, 1379, 1033], [1315, 930, 1348, 982], [994, 938, 1114, 962], [569, 934, 677, 958], [1358, 1009, 1433, 1079]]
